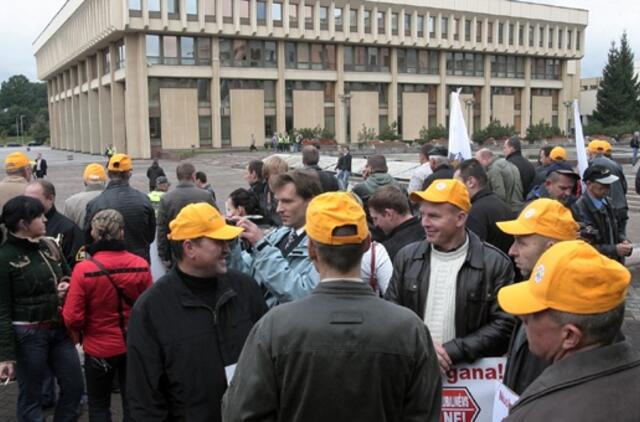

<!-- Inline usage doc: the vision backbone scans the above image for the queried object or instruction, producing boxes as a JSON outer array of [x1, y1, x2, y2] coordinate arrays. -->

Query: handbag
[[88, 257, 135, 343]]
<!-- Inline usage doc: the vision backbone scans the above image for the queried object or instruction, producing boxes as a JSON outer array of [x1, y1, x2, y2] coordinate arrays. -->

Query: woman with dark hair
[[225, 188, 262, 218], [63, 209, 152, 421], [0, 195, 84, 421]]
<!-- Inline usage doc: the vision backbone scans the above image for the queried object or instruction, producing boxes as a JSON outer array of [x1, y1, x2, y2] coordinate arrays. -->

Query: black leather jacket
[[385, 230, 516, 364]]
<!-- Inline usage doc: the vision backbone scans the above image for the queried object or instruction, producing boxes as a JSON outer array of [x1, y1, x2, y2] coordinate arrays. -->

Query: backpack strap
[[368, 242, 379, 296]]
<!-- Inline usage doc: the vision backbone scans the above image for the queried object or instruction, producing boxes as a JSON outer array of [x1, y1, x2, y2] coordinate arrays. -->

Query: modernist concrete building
[[34, 0, 588, 158], [579, 76, 600, 126]]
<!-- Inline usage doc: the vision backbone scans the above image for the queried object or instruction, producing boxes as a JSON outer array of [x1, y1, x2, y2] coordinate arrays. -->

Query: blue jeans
[[14, 325, 84, 422], [337, 170, 351, 191], [633, 147, 638, 166]]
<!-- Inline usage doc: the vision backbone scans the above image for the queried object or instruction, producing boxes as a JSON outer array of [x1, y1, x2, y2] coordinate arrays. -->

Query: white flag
[[448, 89, 472, 161], [573, 99, 588, 178]]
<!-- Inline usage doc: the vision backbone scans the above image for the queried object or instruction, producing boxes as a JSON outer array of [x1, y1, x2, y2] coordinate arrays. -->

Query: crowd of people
[[0, 137, 638, 421]]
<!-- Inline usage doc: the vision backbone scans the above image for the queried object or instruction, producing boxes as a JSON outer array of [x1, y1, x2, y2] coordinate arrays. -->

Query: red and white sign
[[441, 358, 517, 422]]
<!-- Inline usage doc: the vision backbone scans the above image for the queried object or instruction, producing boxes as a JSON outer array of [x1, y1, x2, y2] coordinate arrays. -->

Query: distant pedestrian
[[249, 133, 257, 151], [146, 159, 166, 192], [63, 163, 107, 228], [407, 144, 433, 193], [631, 131, 639, 166], [476, 148, 523, 213], [34, 153, 47, 179], [195, 171, 217, 203], [63, 209, 152, 421], [148, 176, 171, 212], [504, 137, 535, 197], [335, 145, 352, 191]]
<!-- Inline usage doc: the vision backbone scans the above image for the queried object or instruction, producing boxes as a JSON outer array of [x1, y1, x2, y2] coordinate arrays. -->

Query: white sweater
[[423, 237, 469, 345]]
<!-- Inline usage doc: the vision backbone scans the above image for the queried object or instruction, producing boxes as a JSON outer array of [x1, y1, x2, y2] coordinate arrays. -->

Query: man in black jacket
[[386, 179, 515, 372], [34, 153, 47, 179], [127, 203, 267, 422], [504, 137, 535, 197], [335, 145, 352, 190], [302, 145, 339, 192], [422, 146, 454, 190], [146, 159, 165, 192], [84, 154, 156, 262], [222, 192, 441, 421], [495, 198, 579, 394], [368, 185, 424, 261], [454, 158, 514, 255]]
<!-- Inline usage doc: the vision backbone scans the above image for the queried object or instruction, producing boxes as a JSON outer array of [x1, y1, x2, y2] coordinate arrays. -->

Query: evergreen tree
[[592, 32, 640, 126]]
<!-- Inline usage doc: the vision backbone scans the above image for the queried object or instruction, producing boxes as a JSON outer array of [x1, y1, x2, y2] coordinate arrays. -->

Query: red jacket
[[63, 247, 152, 358]]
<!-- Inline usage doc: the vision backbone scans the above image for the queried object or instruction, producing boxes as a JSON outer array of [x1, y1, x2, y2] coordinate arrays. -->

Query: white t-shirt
[[360, 242, 393, 294]]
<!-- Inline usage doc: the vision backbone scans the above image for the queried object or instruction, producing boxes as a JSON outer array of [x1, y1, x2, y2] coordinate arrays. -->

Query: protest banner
[[441, 357, 512, 422], [492, 382, 519, 422]]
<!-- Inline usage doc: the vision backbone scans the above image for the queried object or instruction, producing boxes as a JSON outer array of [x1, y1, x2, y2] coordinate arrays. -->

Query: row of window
[[146, 35, 212, 65], [130, 0, 582, 52]]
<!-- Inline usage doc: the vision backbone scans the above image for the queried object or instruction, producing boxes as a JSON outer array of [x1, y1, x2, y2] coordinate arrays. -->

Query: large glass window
[[377, 11, 385, 34], [289, 3, 298, 28], [490, 55, 525, 78], [446, 52, 484, 76], [428, 16, 435, 37], [285, 42, 336, 70], [257, 0, 266, 22], [181, 37, 195, 65], [441, 16, 448, 38], [548, 28, 554, 48], [350, 9, 357, 32], [102, 48, 110, 75], [567, 30, 572, 49], [186, 0, 198, 15], [398, 48, 438, 74], [167, 0, 178, 15], [273, 1, 283, 25], [319, 6, 328, 29], [163, 36, 178, 65], [509, 24, 514, 45], [531, 58, 561, 80], [240, 0, 250, 21], [539, 27, 544, 47], [222, 0, 232, 22], [344, 46, 389, 72], [417, 15, 424, 37], [518, 24, 524, 46], [453, 18, 459, 41], [204, 0, 215, 20], [465, 19, 471, 41], [498, 22, 504, 44], [220, 38, 277, 67], [149, 0, 160, 12], [305, 5, 313, 29], [129, 0, 141, 10], [529, 26, 534, 47], [404, 13, 411, 36], [147, 35, 161, 64], [488, 22, 493, 43], [391, 12, 399, 35], [197, 38, 211, 65], [364, 10, 371, 33], [476, 21, 482, 42], [334, 7, 343, 31]]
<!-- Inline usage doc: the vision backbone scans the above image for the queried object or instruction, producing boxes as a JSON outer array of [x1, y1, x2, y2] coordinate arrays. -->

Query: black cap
[[546, 163, 580, 180], [428, 146, 449, 157], [582, 165, 619, 185], [156, 176, 170, 185]]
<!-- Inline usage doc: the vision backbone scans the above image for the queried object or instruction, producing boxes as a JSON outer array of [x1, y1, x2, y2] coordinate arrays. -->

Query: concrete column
[[558, 60, 569, 132], [481, 54, 491, 128], [46, 81, 55, 149], [211, 37, 222, 148], [372, 6, 378, 42], [436, 50, 446, 126], [109, 43, 126, 154], [69, 69, 80, 152], [79, 90, 90, 153], [388, 48, 398, 126], [522, 57, 532, 136], [335, 44, 346, 144], [276, 40, 286, 133], [97, 55, 113, 156], [124, 33, 151, 158], [87, 58, 101, 155], [64, 72, 73, 151]]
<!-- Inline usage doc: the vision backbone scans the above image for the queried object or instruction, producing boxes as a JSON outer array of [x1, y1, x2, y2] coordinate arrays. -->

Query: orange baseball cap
[[587, 139, 610, 154], [108, 154, 132, 172], [83, 163, 107, 182], [549, 146, 567, 161], [496, 199, 578, 241], [168, 202, 243, 241], [498, 240, 630, 315], [410, 179, 471, 212], [306, 192, 369, 245], [4, 152, 30, 171]]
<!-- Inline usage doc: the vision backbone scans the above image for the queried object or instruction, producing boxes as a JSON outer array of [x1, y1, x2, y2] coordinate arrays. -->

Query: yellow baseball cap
[[306, 192, 369, 245], [496, 199, 578, 241], [587, 139, 609, 154], [498, 240, 630, 315], [4, 152, 30, 171], [410, 179, 471, 212], [168, 202, 243, 241], [83, 163, 107, 182], [549, 146, 567, 161], [108, 154, 132, 172]]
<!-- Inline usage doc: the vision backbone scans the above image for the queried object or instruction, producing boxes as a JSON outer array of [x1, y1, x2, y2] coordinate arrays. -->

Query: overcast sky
[[0, 0, 638, 84]]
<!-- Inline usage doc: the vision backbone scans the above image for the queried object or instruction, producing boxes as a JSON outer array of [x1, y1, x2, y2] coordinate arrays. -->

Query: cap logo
[[534, 264, 545, 284], [524, 209, 536, 219], [435, 182, 447, 191]]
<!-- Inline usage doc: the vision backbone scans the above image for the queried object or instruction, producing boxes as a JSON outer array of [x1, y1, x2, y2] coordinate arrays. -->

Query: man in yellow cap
[[62, 163, 107, 227], [84, 154, 156, 262], [386, 179, 515, 373], [0, 151, 32, 212], [496, 198, 578, 394], [127, 203, 267, 422], [587, 139, 628, 234], [223, 192, 442, 421], [498, 240, 640, 421]]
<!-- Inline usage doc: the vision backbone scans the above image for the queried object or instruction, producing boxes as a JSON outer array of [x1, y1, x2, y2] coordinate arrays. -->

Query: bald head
[[475, 148, 494, 167]]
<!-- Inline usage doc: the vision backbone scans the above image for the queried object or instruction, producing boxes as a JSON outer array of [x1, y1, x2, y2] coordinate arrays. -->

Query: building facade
[[579, 76, 600, 126], [34, 0, 588, 158]]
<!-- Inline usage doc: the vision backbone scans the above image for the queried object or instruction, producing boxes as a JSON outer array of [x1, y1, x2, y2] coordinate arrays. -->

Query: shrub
[[583, 120, 638, 138], [320, 127, 335, 140], [525, 121, 563, 142], [472, 120, 517, 144], [378, 121, 401, 141], [357, 124, 377, 143], [297, 127, 320, 140], [418, 125, 448, 144]]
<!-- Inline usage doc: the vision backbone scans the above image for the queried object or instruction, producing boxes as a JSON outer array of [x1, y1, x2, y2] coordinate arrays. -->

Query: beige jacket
[[0, 176, 28, 213]]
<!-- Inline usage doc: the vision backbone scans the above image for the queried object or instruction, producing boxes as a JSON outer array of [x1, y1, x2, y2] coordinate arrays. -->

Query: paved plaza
[[1, 145, 640, 419]]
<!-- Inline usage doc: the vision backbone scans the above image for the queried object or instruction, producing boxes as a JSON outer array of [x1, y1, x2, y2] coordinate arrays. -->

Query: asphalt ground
[[1, 145, 639, 420]]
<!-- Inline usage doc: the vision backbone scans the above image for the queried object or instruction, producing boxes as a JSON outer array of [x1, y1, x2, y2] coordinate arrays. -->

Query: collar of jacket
[[86, 240, 126, 255], [506, 151, 522, 160], [314, 280, 376, 296], [388, 216, 421, 238], [513, 341, 640, 409], [168, 267, 238, 316], [1, 175, 28, 184], [409, 229, 484, 270], [433, 163, 453, 172], [471, 188, 496, 203], [266, 226, 309, 256], [176, 180, 197, 188], [85, 184, 104, 192], [44, 205, 58, 220], [6, 232, 43, 250], [106, 180, 130, 189]]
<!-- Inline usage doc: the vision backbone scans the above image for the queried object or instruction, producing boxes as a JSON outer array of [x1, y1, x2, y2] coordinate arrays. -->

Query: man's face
[[189, 238, 231, 277], [521, 311, 566, 362], [157, 182, 170, 192], [508, 234, 552, 277], [545, 174, 575, 203], [369, 208, 395, 235], [24, 183, 54, 213], [587, 181, 610, 200], [275, 182, 309, 229], [419, 201, 465, 248], [503, 141, 514, 157], [539, 150, 552, 166], [244, 167, 258, 184], [195, 179, 205, 188]]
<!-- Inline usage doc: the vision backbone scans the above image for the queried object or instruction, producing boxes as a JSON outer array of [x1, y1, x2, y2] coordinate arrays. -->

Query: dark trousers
[[84, 353, 129, 422], [14, 326, 84, 422]]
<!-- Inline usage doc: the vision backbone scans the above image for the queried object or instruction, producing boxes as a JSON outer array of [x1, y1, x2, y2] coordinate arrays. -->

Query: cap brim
[[202, 224, 244, 240], [409, 191, 429, 203], [594, 175, 619, 185], [498, 281, 549, 315], [496, 220, 535, 236], [552, 169, 580, 179]]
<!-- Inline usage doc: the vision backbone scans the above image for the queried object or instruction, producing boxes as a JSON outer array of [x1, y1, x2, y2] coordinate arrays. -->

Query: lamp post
[[20, 115, 25, 145], [339, 93, 352, 144], [15, 116, 19, 141], [563, 100, 572, 136], [464, 98, 475, 135]]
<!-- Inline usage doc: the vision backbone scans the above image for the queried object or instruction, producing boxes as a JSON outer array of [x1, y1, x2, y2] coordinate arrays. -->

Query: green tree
[[0, 74, 49, 138], [592, 32, 640, 125]]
